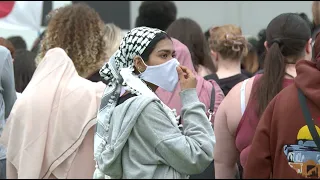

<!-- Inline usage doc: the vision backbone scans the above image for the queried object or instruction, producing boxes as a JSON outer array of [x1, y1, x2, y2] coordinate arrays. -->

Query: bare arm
[[214, 97, 240, 179], [212, 81, 225, 122]]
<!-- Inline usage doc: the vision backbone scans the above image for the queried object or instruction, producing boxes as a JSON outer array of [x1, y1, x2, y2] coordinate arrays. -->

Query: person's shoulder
[[119, 95, 162, 113], [227, 76, 255, 98], [138, 96, 163, 113], [0, 45, 11, 58], [204, 73, 219, 81], [122, 96, 171, 127], [273, 83, 297, 103]]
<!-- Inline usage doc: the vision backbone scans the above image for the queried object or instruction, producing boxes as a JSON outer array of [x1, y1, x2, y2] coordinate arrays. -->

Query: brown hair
[[166, 18, 216, 73], [313, 1, 320, 26], [209, 24, 248, 60], [242, 41, 259, 74], [37, 3, 107, 78], [0, 37, 15, 58], [255, 13, 311, 118], [14, 49, 36, 93]]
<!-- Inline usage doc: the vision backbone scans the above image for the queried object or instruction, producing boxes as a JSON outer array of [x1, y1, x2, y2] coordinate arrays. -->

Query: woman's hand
[[177, 65, 197, 91]]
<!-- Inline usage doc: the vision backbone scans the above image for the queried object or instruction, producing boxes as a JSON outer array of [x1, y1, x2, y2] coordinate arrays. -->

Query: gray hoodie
[[101, 88, 215, 179], [0, 46, 17, 160]]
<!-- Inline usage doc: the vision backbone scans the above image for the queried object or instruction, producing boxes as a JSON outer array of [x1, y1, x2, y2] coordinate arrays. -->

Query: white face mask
[[139, 58, 180, 92]]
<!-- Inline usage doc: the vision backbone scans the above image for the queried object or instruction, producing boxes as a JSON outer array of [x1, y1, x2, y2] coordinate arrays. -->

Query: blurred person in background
[[31, 31, 47, 55], [255, 29, 267, 74], [241, 38, 259, 76], [166, 18, 216, 77], [30, 9, 56, 54], [204, 29, 210, 42], [87, 23, 123, 84], [104, 23, 123, 61], [214, 13, 312, 179], [0, 4, 106, 178], [30, 31, 46, 54], [135, 1, 177, 31], [7, 36, 27, 51], [0, 38, 15, 61], [13, 49, 36, 96], [205, 24, 249, 96], [0, 46, 16, 179]]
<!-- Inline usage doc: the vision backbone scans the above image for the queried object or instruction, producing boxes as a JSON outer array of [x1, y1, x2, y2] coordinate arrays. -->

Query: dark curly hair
[[37, 3, 107, 78], [135, 1, 177, 31]]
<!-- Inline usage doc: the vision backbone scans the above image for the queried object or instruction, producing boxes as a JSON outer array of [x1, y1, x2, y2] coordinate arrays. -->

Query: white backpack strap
[[240, 79, 249, 116]]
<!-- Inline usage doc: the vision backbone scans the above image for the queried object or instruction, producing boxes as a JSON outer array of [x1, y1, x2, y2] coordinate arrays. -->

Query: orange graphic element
[[289, 160, 320, 178]]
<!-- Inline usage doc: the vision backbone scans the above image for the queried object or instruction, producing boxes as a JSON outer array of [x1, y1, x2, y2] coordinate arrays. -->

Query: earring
[[137, 67, 142, 73]]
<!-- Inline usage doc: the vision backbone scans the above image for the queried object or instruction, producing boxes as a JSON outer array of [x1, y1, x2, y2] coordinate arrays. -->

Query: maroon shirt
[[236, 74, 294, 168]]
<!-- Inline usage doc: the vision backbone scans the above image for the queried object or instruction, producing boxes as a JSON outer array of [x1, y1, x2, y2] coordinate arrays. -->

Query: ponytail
[[255, 42, 286, 118]]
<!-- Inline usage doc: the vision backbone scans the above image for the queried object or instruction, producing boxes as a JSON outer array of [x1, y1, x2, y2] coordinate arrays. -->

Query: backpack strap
[[240, 79, 249, 116], [297, 88, 320, 150], [208, 83, 216, 123]]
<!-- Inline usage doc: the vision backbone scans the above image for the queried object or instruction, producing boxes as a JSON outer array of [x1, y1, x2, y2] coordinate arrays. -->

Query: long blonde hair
[[104, 23, 123, 61]]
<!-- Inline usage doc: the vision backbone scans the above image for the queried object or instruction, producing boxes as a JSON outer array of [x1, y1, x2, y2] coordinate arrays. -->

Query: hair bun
[[209, 24, 248, 59], [224, 34, 246, 52]]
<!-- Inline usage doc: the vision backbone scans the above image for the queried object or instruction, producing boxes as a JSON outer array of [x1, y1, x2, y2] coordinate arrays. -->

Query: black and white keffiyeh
[[93, 27, 179, 179]]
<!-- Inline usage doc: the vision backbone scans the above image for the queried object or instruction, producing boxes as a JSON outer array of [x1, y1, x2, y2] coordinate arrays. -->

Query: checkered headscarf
[[93, 27, 166, 178]]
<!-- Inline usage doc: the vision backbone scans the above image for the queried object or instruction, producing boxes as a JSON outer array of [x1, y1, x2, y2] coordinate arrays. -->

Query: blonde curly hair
[[104, 23, 123, 61], [36, 3, 106, 78]]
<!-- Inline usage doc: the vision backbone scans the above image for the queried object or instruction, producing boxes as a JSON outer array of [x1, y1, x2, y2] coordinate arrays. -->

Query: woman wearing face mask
[[156, 38, 224, 124], [93, 27, 215, 179]]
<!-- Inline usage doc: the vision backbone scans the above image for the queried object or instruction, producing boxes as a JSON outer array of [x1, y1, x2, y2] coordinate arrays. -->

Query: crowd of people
[[0, 1, 320, 179]]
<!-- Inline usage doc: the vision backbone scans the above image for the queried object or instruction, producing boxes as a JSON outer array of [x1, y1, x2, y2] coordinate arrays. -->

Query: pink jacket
[[0, 48, 105, 179]]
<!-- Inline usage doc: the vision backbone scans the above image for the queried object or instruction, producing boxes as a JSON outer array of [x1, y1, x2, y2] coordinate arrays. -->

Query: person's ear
[[306, 38, 312, 54], [264, 41, 269, 51], [133, 56, 147, 73], [210, 50, 219, 62]]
